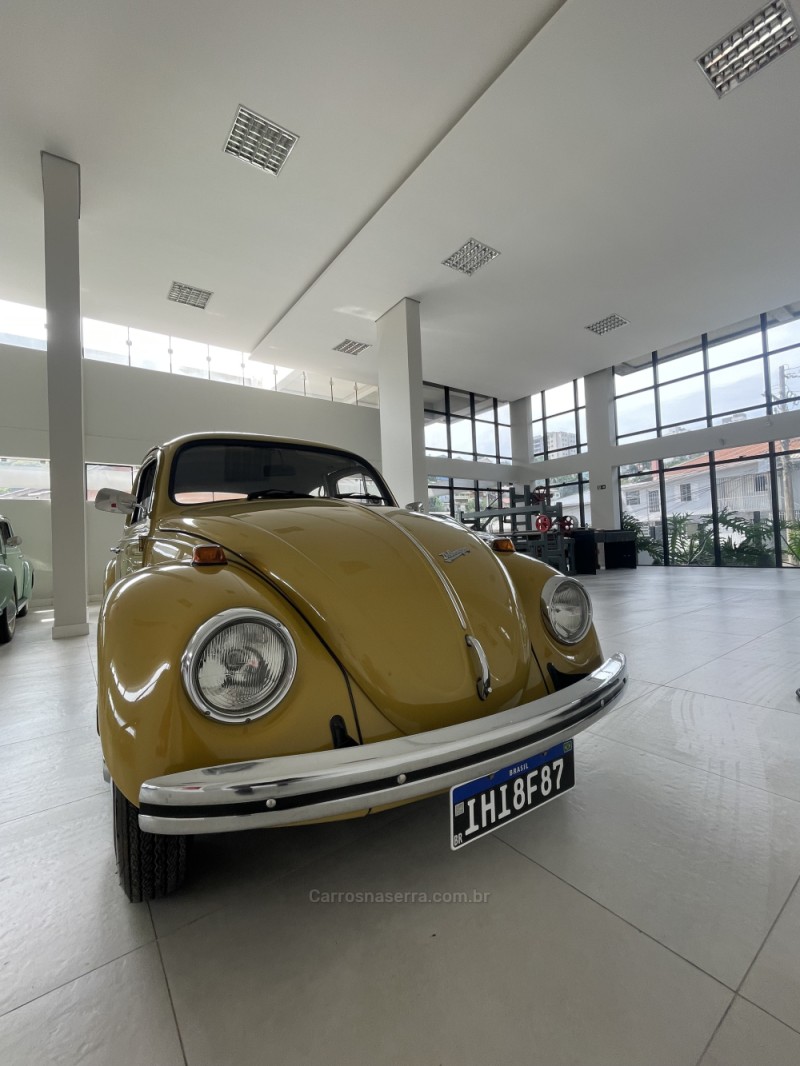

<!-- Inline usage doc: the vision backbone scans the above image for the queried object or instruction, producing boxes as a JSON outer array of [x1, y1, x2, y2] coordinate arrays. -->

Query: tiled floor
[[2, 568, 800, 1065]]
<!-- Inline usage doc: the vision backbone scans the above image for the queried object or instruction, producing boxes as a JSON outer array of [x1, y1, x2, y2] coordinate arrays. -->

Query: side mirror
[[6, 535, 21, 548], [95, 488, 136, 515], [405, 501, 424, 512]]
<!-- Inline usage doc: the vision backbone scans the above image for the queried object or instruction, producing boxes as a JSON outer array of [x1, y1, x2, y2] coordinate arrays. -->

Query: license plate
[[450, 740, 574, 849]]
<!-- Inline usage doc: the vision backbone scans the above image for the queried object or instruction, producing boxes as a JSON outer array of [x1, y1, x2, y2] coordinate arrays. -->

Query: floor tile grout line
[[0, 940, 157, 1022], [652, 639, 795, 687], [659, 678, 800, 716], [0, 725, 100, 752], [692, 870, 800, 1063], [692, 997, 735, 1066], [623, 644, 800, 689], [734, 869, 800, 997], [652, 626, 800, 686], [494, 835, 738, 994], [587, 730, 800, 807], [151, 912, 190, 1066], [649, 682, 800, 721], [735, 991, 800, 1039], [0, 786, 109, 828]]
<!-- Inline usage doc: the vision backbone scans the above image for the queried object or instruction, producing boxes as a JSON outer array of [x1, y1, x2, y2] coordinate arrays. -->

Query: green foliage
[[781, 519, 800, 564], [664, 508, 774, 567], [621, 512, 663, 564], [666, 512, 714, 565]]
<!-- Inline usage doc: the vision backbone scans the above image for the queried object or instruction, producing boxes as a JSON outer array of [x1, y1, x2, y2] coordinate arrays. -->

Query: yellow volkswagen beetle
[[95, 432, 627, 901]]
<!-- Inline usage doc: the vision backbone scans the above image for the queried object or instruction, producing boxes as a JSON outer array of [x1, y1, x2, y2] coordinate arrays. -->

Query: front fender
[[98, 561, 362, 804], [22, 560, 33, 601], [0, 564, 13, 611], [498, 554, 605, 682]]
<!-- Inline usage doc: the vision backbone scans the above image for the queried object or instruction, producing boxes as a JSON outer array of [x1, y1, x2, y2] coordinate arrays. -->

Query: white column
[[510, 396, 532, 494], [41, 152, 89, 638], [584, 368, 620, 529], [376, 298, 427, 508]]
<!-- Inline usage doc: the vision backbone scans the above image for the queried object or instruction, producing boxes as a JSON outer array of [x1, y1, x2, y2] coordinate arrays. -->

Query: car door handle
[[109, 547, 122, 554]]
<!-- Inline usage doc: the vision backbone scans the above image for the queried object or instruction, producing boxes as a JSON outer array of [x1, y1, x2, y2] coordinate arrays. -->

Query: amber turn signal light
[[490, 537, 516, 553], [192, 545, 227, 566]]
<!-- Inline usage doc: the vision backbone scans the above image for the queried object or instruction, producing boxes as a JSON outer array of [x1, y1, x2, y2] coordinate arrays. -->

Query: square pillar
[[584, 368, 620, 529], [376, 298, 428, 507], [41, 152, 89, 638]]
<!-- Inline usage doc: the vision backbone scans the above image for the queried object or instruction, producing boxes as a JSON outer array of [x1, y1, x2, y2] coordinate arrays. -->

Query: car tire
[[0, 602, 16, 644], [112, 781, 187, 901]]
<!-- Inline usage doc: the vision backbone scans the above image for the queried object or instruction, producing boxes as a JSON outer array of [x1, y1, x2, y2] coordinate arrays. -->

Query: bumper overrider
[[139, 653, 627, 835]]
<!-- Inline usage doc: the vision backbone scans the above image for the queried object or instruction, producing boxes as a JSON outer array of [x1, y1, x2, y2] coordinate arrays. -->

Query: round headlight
[[182, 609, 297, 723], [541, 575, 592, 645]]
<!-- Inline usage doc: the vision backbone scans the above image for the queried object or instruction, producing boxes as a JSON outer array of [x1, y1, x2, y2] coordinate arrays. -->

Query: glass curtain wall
[[530, 379, 586, 459], [775, 438, 800, 566], [616, 303, 800, 567], [613, 308, 800, 443], [424, 381, 512, 518], [424, 382, 512, 464], [427, 477, 511, 518], [533, 473, 591, 527], [620, 444, 800, 567], [525, 379, 589, 527], [1, 300, 378, 409], [0, 457, 51, 500], [0, 460, 143, 502]]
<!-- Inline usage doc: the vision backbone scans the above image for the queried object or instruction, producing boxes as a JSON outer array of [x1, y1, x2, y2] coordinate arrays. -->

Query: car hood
[[162, 502, 538, 733]]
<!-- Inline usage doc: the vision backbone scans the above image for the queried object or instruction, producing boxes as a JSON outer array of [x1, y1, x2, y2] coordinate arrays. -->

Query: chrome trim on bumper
[[139, 653, 627, 835]]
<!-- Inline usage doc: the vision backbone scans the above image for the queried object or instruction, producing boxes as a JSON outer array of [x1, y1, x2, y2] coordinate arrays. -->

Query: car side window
[[131, 462, 157, 524], [0, 520, 11, 543], [330, 472, 387, 504]]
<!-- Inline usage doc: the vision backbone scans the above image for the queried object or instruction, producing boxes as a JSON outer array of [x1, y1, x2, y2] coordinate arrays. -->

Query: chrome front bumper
[[138, 653, 627, 835]]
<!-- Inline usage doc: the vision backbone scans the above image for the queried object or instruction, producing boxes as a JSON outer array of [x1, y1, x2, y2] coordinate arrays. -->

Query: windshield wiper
[[246, 489, 311, 500]]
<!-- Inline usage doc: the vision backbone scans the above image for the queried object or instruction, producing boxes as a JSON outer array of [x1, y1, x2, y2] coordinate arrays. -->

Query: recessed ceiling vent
[[168, 282, 213, 309], [697, 1, 799, 97], [224, 105, 298, 175], [333, 339, 371, 355], [442, 238, 500, 276], [586, 313, 629, 336]]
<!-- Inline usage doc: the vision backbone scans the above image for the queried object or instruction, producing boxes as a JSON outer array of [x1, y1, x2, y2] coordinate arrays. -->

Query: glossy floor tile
[[159, 804, 731, 1066], [673, 655, 800, 715], [0, 792, 155, 1015], [591, 684, 800, 802], [740, 877, 800, 1033], [0, 944, 185, 1066], [0, 726, 105, 824], [597, 623, 754, 684], [496, 732, 800, 987], [699, 997, 800, 1066], [2, 570, 800, 1065]]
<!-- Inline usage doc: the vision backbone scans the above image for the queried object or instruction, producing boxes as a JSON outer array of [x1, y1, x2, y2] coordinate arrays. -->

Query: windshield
[[170, 439, 395, 506]]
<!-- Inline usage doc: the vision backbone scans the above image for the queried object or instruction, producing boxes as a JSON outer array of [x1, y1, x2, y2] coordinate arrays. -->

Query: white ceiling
[[3, 0, 800, 401]]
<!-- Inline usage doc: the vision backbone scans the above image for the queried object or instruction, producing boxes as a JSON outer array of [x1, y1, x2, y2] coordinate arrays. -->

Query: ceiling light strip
[[168, 282, 213, 309], [585, 314, 628, 336], [697, 1, 799, 97], [224, 105, 298, 175], [442, 238, 500, 277], [333, 340, 371, 355]]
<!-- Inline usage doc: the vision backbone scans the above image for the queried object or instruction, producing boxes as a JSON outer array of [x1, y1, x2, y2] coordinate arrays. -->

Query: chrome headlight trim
[[540, 575, 593, 645], [182, 608, 297, 724]]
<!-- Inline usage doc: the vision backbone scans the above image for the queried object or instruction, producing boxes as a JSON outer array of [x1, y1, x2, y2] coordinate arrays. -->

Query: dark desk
[[568, 529, 637, 574]]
